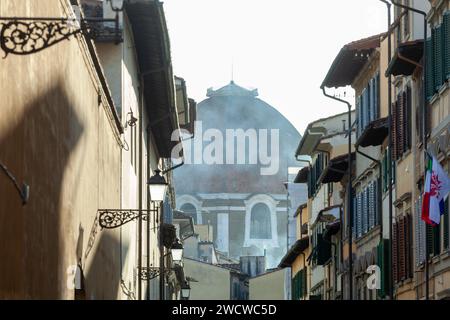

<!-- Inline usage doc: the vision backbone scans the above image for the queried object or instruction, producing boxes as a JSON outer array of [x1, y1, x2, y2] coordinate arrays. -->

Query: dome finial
[[230, 58, 234, 84]]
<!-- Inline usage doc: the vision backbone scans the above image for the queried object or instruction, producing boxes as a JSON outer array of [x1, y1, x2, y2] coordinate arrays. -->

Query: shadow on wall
[[83, 232, 125, 300], [0, 83, 84, 299]]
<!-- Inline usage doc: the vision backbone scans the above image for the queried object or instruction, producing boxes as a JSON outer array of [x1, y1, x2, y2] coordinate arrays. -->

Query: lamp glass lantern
[[171, 239, 184, 263], [181, 283, 191, 300], [148, 169, 168, 202]]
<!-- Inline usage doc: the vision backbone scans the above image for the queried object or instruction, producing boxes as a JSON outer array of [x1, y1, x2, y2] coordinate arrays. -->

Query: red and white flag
[[421, 153, 450, 225]]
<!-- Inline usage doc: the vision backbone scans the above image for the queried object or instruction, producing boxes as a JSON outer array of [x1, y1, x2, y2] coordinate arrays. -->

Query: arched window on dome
[[250, 203, 272, 239], [180, 203, 197, 224]]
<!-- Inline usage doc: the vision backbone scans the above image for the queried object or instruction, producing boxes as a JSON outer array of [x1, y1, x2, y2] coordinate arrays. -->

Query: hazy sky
[[163, 0, 388, 135]]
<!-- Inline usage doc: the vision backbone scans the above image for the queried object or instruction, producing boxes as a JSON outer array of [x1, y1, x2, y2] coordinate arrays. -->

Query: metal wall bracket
[[0, 15, 122, 58], [98, 209, 157, 229], [139, 267, 170, 281]]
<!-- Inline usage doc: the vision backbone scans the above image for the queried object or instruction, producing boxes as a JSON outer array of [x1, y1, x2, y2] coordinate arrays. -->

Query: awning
[[294, 166, 309, 183], [385, 40, 424, 77], [319, 153, 355, 184], [296, 126, 327, 157], [278, 236, 310, 268], [355, 117, 389, 148], [321, 33, 385, 88]]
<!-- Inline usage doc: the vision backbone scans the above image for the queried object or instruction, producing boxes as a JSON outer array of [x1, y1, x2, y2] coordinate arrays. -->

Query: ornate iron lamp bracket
[[139, 267, 171, 281], [0, 14, 122, 58], [98, 209, 157, 229]]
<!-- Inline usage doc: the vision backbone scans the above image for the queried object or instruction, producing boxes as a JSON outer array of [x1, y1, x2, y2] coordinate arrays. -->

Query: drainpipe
[[379, 0, 393, 300], [389, 0, 428, 300], [339, 206, 344, 300], [321, 87, 353, 300], [138, 76, 144, 300]]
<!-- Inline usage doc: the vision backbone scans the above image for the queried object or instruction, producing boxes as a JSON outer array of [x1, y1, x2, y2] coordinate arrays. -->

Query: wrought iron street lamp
[[171, 239, 184, 264], [148, 169, 168, 202], [148, 169, 169, 300], [180, 281, 191, 300]]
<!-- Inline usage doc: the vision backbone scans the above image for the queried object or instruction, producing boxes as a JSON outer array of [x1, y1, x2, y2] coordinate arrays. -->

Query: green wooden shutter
[[426, 38, 435, 100], [434, 223, 441, 255], [444, 11, 450, 80], [426, 224, 434, 257], [391, 101, 398, 160], [434, 25, 444, 90]]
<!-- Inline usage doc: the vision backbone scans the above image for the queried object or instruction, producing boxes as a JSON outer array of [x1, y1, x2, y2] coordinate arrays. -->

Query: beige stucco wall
[[183, 259, 231, 300], [249, 268, 289, 300], [0, 0, 123, 299]]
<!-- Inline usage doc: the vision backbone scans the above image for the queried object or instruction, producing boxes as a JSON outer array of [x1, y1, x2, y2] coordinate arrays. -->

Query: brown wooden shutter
[[398, 216, 406, 280], [397, 94, 405, 158], [393, 222, 399, 283], [391, 101, 398, 161], [405, 214, 412, 279], [405, 87, 412, 151]]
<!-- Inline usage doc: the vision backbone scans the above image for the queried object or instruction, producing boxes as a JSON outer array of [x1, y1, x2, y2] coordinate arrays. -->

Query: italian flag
[[421, 153, 450, 225]]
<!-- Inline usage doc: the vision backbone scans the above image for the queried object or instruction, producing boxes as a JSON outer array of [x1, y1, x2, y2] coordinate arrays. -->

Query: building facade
[[0, 0, 192, 300], [173, 81, 305, 268]]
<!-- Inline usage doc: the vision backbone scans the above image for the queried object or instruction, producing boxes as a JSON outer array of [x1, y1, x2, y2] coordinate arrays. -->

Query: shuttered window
[[355, 181, 380, 239], [433, 25, 444, 90], [357, 193, 362, 238], [397, 93, 405, 158], [427, 14, 450, 100], [404, 87, 412, 151], [392, 88, 411, 161], [414, 195, 426, 266], [394, 214, 413, 283], [363, 189, 369, 234], [356, 73, 380, 139], [393, 222, 399, 283], [426, 223, 440, 257], [398, 216, 406, 280], [392, 101, 398, 161], [369, 182, 375, 229], [426, 38, 435, 100], [292, 268, 307, 300], [352, 192, 357, 240], [444, 11, 450, 80], [405, 214, 413, 279]]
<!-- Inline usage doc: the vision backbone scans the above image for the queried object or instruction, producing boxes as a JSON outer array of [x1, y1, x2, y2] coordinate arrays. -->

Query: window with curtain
[[250, 203, 272, 239]]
